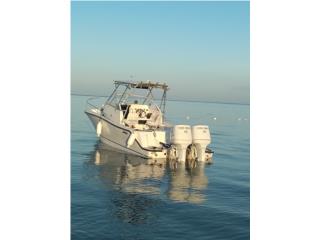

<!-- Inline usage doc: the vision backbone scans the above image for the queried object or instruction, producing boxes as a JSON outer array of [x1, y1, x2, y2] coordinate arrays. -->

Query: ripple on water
[[71, 96, 250, 240]]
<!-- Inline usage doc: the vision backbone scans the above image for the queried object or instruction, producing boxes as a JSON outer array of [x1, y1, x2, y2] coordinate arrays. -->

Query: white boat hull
[[85, 110, 167, 159]]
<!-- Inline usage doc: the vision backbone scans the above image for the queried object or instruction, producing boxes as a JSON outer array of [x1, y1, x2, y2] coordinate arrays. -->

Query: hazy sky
[[71, 1, 249, 104]]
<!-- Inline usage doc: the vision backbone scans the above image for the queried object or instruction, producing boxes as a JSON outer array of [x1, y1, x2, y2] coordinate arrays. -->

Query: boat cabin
[[102, 81, 168, 130]]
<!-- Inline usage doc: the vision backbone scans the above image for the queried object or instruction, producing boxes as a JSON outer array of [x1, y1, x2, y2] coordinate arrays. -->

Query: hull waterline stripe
[[100, 135, 148, 159]]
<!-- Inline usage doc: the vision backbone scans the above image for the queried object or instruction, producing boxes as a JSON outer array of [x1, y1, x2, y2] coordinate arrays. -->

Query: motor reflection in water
[[166, 161, 208, 204], [86, 143, 210, 205]]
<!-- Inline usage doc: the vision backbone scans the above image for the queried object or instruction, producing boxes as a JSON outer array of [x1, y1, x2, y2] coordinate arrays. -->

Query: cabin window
[[138, 120, 147, 124]]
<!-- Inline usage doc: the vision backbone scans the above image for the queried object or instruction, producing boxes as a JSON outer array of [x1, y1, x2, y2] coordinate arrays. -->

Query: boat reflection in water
[[87, 143, 209, 205], [166, 161, 208, 204], [90, 143, 166, 195]]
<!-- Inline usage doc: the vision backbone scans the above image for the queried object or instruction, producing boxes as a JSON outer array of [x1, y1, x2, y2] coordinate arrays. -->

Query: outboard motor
[[192, 125, 211, 162], [171, 125, 192, 162]]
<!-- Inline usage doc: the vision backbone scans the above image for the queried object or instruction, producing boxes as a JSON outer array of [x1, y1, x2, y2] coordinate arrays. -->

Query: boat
[[85, 80, 213, 162]]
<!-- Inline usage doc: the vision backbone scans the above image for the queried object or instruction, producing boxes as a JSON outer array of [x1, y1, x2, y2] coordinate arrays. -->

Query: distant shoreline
[[71, 93, 250, 106]]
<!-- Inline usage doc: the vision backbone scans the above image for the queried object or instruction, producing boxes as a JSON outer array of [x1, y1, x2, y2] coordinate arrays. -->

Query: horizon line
[[71, 92, 250, 106]]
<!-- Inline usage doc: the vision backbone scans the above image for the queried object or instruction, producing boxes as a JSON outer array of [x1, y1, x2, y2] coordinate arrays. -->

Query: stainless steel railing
[[86, 96, 105, 112]]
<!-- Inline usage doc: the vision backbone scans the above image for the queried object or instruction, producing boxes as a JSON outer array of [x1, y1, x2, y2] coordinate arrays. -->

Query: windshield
[[106, 81, 168, 115]]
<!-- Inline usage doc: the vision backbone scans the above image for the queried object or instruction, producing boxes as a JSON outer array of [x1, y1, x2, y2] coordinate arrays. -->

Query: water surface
[[71, 95, 250, 240]]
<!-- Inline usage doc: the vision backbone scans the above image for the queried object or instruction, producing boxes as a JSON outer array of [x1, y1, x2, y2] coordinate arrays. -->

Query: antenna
[[129, 75, 135, 82]]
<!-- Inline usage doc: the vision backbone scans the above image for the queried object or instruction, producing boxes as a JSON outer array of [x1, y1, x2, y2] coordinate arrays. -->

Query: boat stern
[[146, 149, 167, 159]]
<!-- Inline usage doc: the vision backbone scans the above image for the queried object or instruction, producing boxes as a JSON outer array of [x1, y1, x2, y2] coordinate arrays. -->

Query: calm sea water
[[71, 95, 250, 240]]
